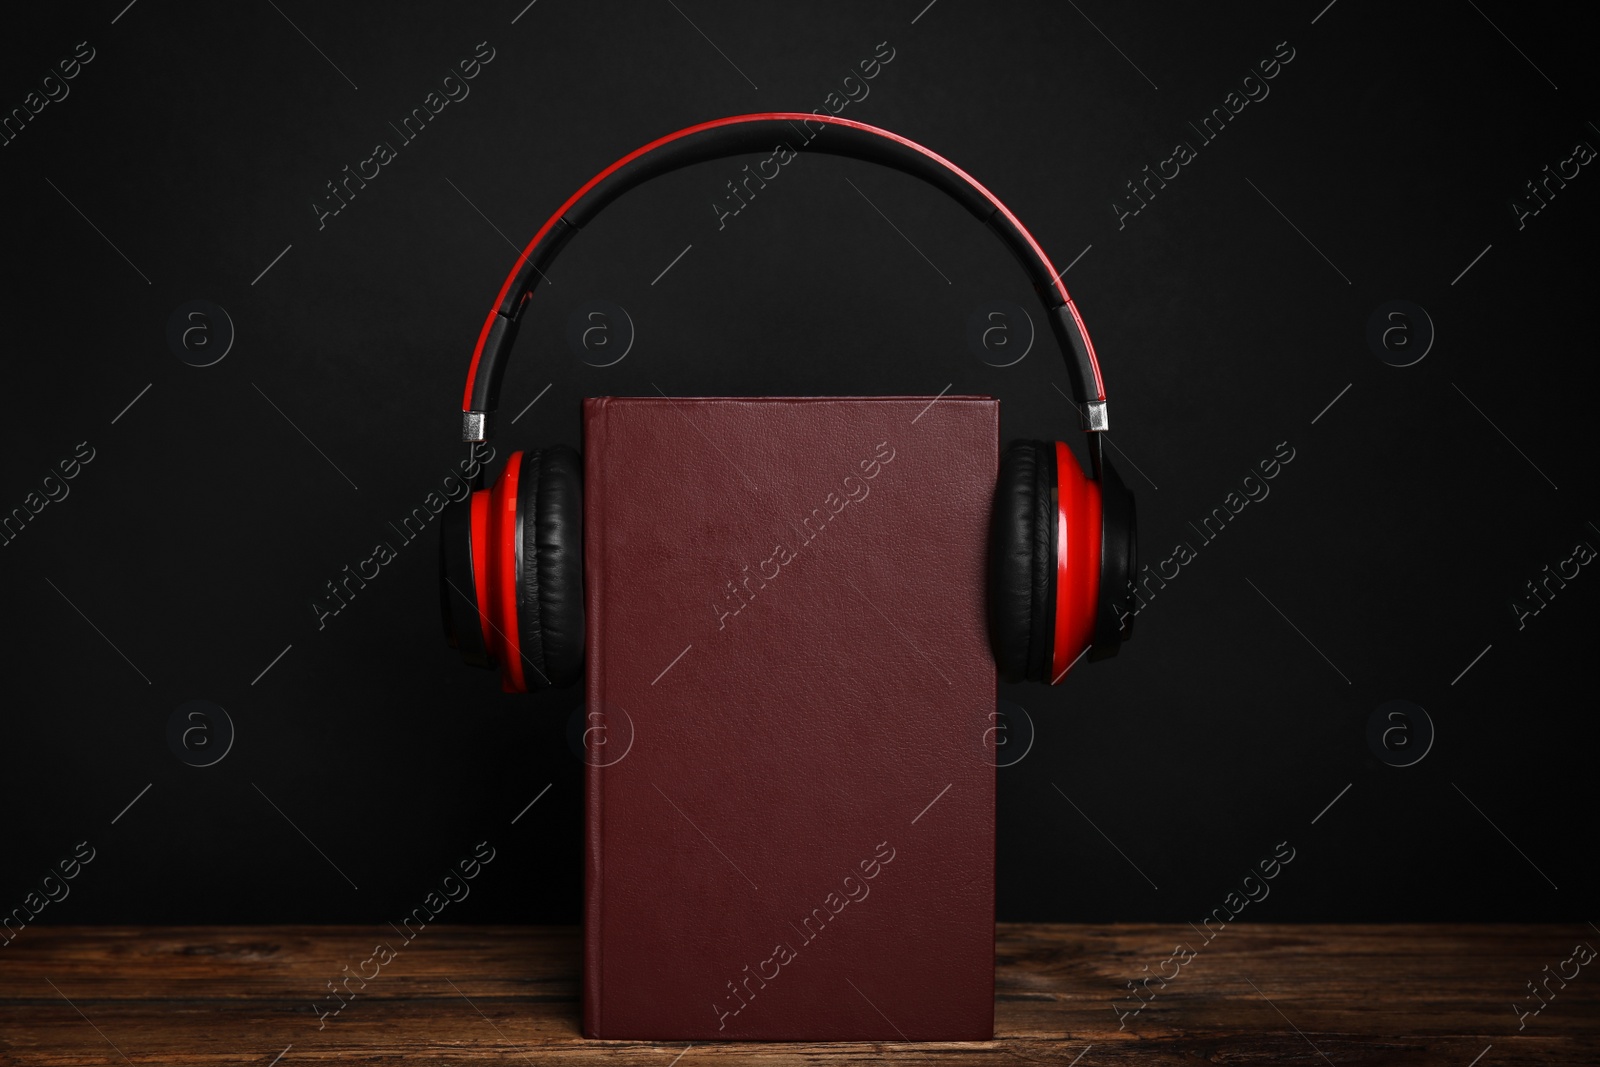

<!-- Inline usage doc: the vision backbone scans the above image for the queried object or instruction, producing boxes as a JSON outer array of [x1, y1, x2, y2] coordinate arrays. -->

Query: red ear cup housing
[[438, 447, 585, 693], [1050, 441, 1102, 680]]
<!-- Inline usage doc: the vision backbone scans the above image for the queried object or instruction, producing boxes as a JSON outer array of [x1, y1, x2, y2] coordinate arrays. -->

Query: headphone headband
[[459, 112, 1109, 442]]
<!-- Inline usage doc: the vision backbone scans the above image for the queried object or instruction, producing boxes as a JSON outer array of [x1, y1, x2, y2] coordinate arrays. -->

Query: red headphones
[[440, 113, 1136, 691]]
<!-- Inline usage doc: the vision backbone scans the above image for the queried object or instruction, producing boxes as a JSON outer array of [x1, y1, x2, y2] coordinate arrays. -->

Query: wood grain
[[1, 924, 1594, 1065]]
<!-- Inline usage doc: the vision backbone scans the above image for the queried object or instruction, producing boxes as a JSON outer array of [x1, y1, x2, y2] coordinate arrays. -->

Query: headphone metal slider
[[1083, 401, 1109, 432], [463, 410, 490, 442]]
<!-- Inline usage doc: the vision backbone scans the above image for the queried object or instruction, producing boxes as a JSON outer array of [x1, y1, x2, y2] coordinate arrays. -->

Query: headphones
[[440, 113, 1136, 691]]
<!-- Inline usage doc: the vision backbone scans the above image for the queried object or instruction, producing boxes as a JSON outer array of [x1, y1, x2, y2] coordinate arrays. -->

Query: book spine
[[581, 398, 606, 1037]]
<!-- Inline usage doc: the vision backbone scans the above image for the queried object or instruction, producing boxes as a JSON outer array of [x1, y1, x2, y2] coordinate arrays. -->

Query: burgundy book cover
[[581, 396, 997, 1041]]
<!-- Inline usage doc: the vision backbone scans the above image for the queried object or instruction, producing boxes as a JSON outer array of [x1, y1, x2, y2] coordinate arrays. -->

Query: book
[[582, 396, 997, 1040]]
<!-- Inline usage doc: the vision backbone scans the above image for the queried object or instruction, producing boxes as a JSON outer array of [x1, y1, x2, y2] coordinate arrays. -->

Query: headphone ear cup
[[515, 445, 585, 689], [988, 440, 1058, 684]]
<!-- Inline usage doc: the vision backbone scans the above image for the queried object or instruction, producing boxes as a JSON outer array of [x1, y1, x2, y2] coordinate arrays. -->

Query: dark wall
[[2, 0, 1595, 927]]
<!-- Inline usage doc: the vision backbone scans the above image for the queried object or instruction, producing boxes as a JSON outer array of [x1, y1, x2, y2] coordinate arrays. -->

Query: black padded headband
[[459, 112, 1109, 442]]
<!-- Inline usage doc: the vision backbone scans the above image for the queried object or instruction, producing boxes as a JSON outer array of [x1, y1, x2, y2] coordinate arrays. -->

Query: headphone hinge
[[1082, 400, 1109, 433]]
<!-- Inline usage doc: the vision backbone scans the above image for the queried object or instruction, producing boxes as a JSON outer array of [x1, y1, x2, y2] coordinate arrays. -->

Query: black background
[[2, 0, 1595, 927]]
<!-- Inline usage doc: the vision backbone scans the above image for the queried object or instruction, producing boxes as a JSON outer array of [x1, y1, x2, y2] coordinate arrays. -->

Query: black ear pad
[[515, 446, 585, 689], [439, 492, 493, 669], [1089, 455, 1137, 659], [988, 440, 1059, 684]]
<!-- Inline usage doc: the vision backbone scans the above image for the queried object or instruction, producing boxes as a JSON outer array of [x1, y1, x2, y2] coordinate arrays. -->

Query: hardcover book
[[581, 396, 997, 1040]]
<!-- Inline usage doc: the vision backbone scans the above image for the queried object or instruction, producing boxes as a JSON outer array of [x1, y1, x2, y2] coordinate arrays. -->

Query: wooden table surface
[[1, 924, 1595, 1065]]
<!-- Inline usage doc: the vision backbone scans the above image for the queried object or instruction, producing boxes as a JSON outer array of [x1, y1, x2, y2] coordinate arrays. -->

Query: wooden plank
[[0, 925, 1594, 1065]]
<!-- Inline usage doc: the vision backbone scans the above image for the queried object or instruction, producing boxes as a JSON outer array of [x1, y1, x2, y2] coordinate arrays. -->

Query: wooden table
[[2, 924, 1595, 1064]]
